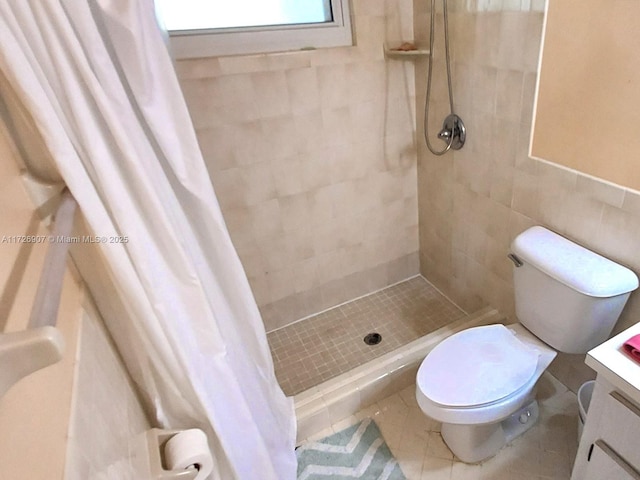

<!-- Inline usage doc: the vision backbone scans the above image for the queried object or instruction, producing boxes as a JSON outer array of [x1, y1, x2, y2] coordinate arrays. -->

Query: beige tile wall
[[65, 302, 151, 480], [176, 0, 420, 331], [415, 1, 640, 390]]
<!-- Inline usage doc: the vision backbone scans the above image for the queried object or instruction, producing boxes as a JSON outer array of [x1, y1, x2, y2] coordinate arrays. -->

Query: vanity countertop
[[586, 321, 640, 405]]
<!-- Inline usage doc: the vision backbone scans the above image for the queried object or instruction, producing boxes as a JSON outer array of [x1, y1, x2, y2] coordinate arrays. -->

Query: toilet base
[[441, 399, 539, 463]]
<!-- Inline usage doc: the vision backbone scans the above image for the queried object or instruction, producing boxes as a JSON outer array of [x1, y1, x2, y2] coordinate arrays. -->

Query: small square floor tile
[[267, 276, 466, 395]]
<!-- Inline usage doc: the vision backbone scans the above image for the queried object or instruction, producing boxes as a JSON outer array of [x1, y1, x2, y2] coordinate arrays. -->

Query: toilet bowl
[[416, 324, 556, 425], [416, 323, 556, 463], [415, 226, 638, 463]]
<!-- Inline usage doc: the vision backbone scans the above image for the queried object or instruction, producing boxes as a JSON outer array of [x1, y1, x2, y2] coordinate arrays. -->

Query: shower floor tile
[[267, 276, 466, 396]]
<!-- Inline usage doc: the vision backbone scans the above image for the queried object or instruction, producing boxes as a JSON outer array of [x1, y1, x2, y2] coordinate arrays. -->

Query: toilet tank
[[511, 226, 638, 354]]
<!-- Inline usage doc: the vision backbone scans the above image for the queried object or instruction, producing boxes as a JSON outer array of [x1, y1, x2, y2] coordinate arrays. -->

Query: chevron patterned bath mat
[[296, 418, 406, 480]]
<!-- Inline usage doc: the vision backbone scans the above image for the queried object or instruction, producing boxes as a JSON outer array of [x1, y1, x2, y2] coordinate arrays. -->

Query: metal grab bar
[[29, 189, 77, 328], [0, 189, 76, 398]]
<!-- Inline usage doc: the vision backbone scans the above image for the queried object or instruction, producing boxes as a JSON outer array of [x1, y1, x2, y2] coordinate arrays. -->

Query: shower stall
[[266, 0, 474, 398], [174, 0, 547, 437]]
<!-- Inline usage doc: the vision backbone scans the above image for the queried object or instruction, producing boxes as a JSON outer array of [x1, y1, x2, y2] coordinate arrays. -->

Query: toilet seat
[[417, 324, 540, 408]]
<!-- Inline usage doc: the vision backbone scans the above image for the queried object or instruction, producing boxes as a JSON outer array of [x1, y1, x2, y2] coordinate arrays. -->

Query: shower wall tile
[[563, 193, 605, 242], [496, 13, 529, 70], [177, 0, 420, 331], [66, 303, 151, 480], [495, 70, 524, 122], [175, 57, 222, 79], [415, 4, 640, 390], [520, 71, 537, 126], [218, 54, 271, 75], [286, 68, 320, 114], [575, 175, 626, 209], [531, 0, 546, 12]]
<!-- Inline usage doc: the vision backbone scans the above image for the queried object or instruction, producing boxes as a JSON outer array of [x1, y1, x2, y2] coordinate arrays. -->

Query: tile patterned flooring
[[267, 276, 466, 396], [301, 373, 579, 480]]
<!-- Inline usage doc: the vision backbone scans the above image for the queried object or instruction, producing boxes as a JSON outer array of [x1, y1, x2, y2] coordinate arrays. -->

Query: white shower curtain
[[0, 1, 296, 479]]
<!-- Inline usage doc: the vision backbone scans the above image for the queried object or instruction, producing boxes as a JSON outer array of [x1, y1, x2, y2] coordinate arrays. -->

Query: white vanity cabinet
[[573, 377, 640, 479], [584, 441, 640, 480], [572, 322, 640, 479]]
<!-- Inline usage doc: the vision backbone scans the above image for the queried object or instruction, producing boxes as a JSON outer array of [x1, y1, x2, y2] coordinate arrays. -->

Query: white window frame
[[163, 0, 353, 59]]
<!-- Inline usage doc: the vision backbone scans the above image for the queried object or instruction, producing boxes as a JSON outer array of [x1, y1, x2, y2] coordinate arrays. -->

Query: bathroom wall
[[532, 0, 640, 191], [175, 0, 420, 331], [64, 300, 152, 480], [415, 0, 640, 392], [0, 116, 74, 480], [0, 117, 150, 478]]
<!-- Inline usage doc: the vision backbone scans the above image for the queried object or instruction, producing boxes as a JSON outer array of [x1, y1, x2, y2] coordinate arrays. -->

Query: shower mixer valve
[[437, 114, 466, 151]]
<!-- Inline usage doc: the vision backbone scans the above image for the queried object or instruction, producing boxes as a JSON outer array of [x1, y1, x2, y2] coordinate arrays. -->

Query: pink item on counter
[[623, 334, 640, 362]]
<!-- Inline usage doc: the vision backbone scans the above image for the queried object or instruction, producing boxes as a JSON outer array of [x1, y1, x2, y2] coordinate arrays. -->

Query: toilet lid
[[418, 324, 540, 408]]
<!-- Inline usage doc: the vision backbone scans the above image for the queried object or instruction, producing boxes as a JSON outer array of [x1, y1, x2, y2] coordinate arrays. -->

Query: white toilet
[[415, 226, 639, 463]]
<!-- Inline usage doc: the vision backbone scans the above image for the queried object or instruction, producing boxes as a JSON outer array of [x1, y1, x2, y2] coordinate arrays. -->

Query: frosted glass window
[[156, 0, 332, 31], [155, 0, 352, 58]]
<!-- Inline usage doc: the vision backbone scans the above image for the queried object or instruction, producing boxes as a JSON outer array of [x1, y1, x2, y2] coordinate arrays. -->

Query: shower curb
[[294, 307, 506, 443]]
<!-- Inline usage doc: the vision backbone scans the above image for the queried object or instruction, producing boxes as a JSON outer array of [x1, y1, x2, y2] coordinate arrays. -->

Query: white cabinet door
[[599, 392, 640, 468], [584, 441, 640, 480]]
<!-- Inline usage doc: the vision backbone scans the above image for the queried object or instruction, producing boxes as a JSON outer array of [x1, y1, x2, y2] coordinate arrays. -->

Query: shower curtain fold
[[0, 1, 296, 479]]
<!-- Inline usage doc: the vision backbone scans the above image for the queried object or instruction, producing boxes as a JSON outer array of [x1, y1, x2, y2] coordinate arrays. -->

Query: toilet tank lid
[[512, 226, 639, 298]]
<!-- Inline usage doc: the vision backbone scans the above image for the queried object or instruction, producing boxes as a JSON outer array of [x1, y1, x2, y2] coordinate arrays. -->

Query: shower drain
[[363, 332, 382, 345]]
